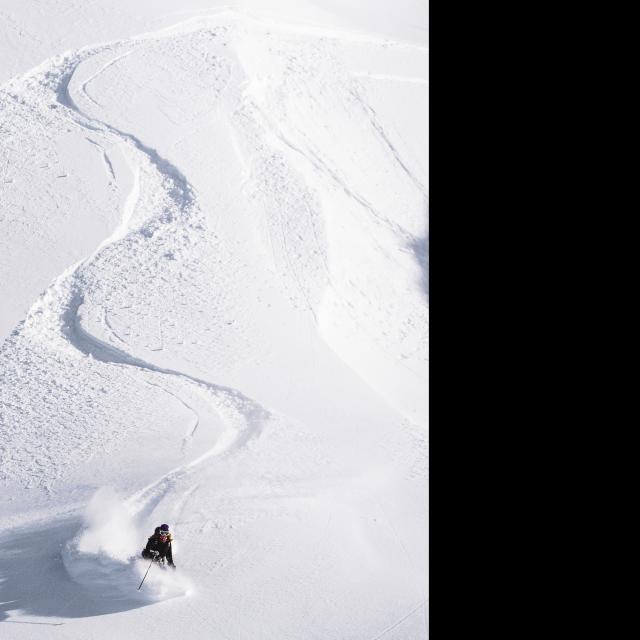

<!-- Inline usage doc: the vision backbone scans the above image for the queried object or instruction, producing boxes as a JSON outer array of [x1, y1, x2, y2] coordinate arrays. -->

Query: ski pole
[[138, 558, 154, 591]]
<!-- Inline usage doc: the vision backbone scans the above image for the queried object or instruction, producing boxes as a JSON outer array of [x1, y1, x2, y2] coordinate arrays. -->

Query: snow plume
[[62, 488, 191, 601], [74, 487, 139, 561]]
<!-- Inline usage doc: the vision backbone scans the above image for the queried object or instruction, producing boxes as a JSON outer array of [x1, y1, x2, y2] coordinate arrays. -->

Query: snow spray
[[62, 487, 192, 600]]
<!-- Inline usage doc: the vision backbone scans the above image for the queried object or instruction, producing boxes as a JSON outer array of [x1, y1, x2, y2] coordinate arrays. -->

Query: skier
[[142, 524, 176, 569]]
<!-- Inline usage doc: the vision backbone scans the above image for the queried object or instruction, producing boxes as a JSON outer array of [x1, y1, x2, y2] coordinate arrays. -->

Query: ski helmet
[[160, 524, 170, 532]]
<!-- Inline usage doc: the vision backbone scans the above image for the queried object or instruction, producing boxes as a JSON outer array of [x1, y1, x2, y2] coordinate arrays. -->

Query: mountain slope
[[0, 6, 428, 639]]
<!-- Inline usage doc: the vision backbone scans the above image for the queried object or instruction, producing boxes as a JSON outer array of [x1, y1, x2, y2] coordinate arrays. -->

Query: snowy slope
[[0, 3, 428, 638]]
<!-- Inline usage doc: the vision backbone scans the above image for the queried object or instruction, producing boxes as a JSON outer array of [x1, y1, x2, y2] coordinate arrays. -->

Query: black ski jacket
[[144, 532, 174, 564]]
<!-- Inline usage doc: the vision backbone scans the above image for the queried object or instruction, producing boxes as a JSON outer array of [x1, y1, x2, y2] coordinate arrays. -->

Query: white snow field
[[0, 2, 428, 638]]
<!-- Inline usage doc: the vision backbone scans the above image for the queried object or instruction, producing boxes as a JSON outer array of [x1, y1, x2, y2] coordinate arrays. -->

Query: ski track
[[249, 97, 420, 252], [349, 86, 427, 196], [369, 600, 427, 640], [144, 380, 200, 454], [85, 138, 117, 181], [55, 44, 271, 518], [102, 308, 127, 344], [1, 23, 272, 519], [0, 12, 426, 497], [79, 47, 139, 108]]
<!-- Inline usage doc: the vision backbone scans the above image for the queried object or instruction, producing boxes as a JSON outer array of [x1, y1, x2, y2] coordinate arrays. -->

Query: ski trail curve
[[59, 52, 270, 455], [2, 11, 425, 499], [79, 47, 140, 108], [5, 35, 271, 508], [54, 47, 270, 510]]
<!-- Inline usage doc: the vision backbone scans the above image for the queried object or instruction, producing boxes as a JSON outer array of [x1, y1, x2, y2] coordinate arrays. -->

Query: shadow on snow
[[0, 518, 154, 621]]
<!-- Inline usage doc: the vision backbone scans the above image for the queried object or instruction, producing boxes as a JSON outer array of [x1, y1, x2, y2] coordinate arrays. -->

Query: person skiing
[[142, 524, 176, 569]]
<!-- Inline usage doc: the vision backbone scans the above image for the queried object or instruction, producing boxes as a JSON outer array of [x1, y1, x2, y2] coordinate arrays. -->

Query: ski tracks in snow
[[0, 10, 427, 505], [0, 11, 428, 635], [1, 24, 271, 514]]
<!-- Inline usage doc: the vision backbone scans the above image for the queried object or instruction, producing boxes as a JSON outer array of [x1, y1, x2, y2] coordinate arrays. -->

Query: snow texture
[[0, 2, 428, 638]]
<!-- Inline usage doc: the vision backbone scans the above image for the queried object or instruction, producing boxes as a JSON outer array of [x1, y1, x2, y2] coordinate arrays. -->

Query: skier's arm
[[167, 541, 174, 565]]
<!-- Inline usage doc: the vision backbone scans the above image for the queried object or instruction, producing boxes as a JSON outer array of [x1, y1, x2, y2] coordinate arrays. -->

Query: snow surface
[[0, 1, 428, 638]]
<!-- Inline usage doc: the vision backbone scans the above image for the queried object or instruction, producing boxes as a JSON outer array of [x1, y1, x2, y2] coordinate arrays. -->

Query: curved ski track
[[3, 23, 271, 518], [1, 8, 427, 516]]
